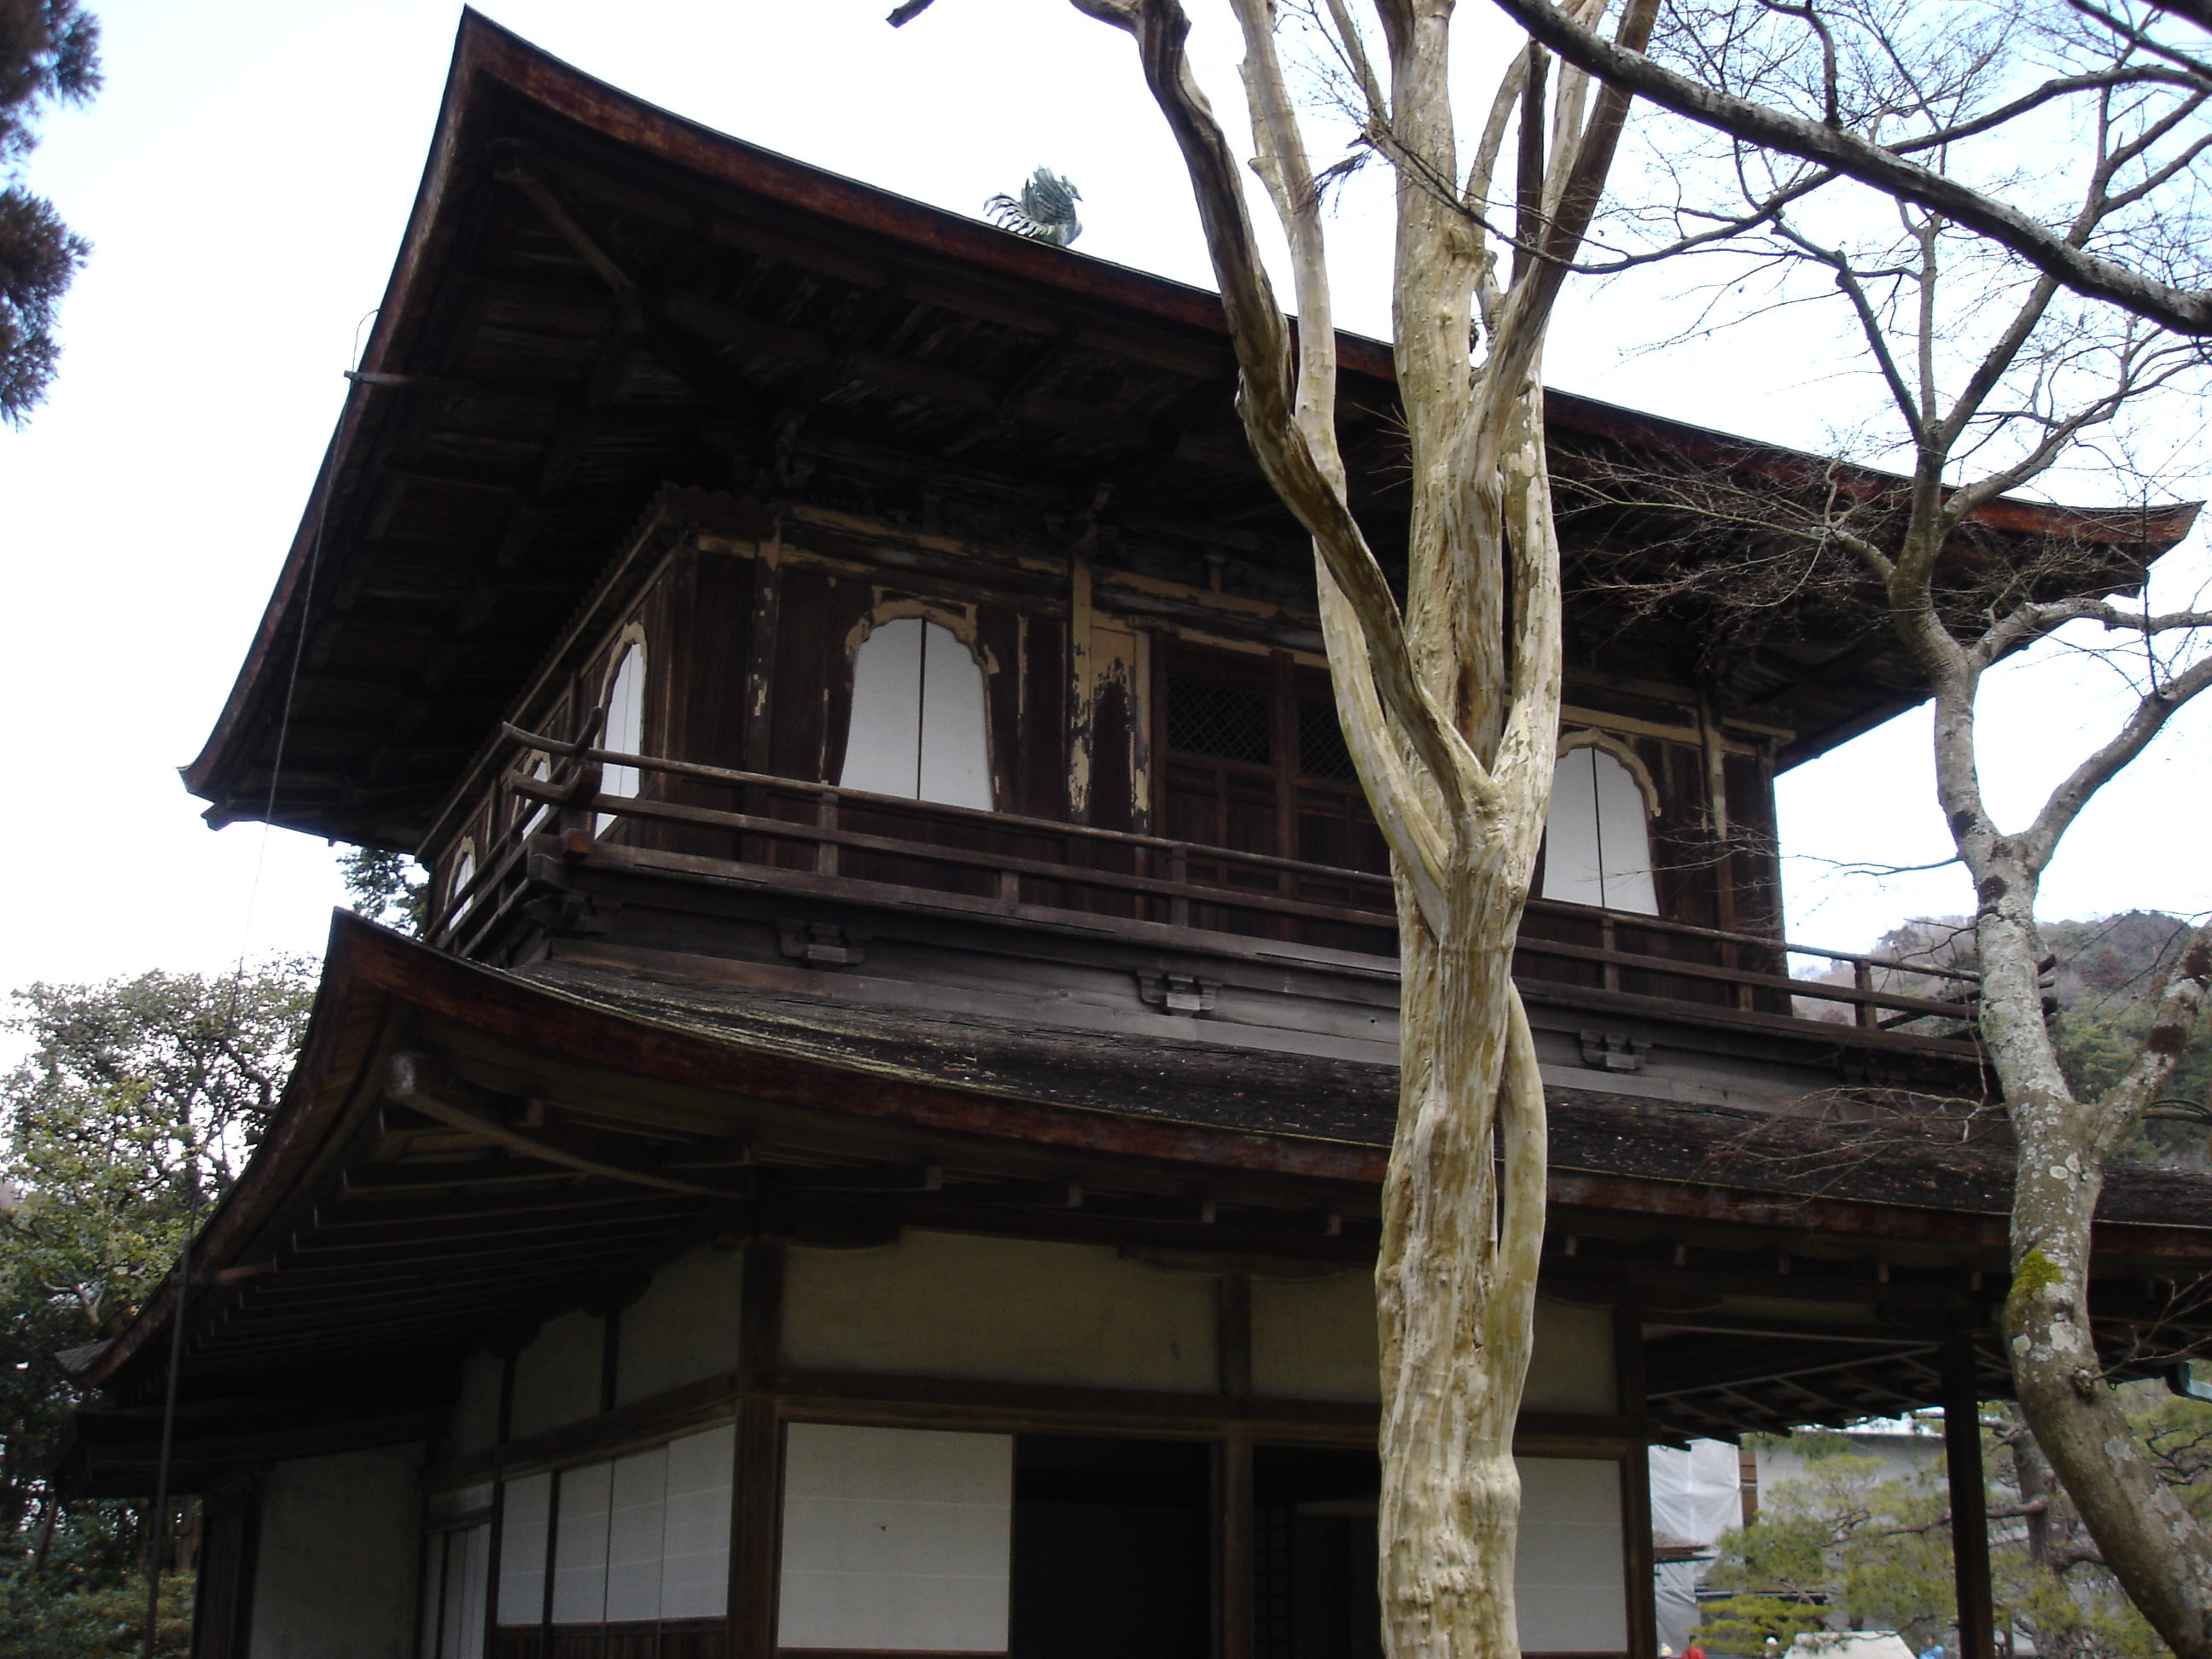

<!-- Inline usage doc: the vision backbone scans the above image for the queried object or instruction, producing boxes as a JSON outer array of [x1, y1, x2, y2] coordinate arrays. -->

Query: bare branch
[[1488, 0, 2212, 334], [2021, 649, 2212, 869], [1075, 0, 1467, 919], [2067, 0, 2212, 83], [2098, 924, 2212, 1144], [1980, 597, 2212, 661]]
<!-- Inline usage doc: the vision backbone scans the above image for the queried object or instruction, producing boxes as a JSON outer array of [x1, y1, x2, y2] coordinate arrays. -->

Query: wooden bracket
[[488, 143, 647, 335], [382, 1051, 751, 1200], [1579, 1030, 1650, 1074], [776, 918, 870, 968], [773, 1161, 941, 1195], [1138, 970, 1219, 1016], [986, 1178, 1086, 1209]]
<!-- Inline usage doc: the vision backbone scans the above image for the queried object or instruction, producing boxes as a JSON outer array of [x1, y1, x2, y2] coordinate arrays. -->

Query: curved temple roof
[[57, 911, 2212, 1467], [183, 11, 2196, 849]]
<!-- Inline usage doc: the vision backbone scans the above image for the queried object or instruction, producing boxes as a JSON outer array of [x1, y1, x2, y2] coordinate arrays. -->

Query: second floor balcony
[[428, 726, 1988, 1109]]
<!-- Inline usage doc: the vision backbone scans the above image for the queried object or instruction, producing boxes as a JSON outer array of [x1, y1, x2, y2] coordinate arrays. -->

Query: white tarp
[[1649, 1441, 1744, 1653], [1790, 1633, 1918, 1659], [1650, 1441, 1743, 1545]]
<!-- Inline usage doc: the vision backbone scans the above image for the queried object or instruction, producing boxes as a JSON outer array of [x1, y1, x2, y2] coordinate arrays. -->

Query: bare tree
[[890, 3, 1656, 1656], [1493, 3, 2212, 1648], [1492, 0, 2212, 335]]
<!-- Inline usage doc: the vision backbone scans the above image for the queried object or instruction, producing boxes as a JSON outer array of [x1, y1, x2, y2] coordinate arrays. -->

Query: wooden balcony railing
[[428, 730, 1982, 1049]]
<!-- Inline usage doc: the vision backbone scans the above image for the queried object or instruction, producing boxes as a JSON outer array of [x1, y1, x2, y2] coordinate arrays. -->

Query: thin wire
[[137, 1228, 190, 1657], [137, 381, 343, 1659]]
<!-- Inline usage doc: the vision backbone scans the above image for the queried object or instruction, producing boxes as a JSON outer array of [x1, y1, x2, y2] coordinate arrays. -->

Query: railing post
[[1169, 846, 1190, 929], [1721, 933, 1751, 1011], [1600, 913, 1621, 993], [558, 760, 602, 849], [813, 793, 838, 878], [1854, 960, 1877, 1028]]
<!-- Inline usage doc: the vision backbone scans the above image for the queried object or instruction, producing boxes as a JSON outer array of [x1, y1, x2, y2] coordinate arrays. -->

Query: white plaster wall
[[783, 1230, 1216, 1391], [496, 1471, 552, 1627], [1522, 1299, 1617, 1415], [445, 1351, 503, 1457], [248, 1443, 423, 1659], [779, 1423, 1012, 1652], [1516, 1457, 1628, 1653], [1252, 1271, 1376, 1400], [1252, 1283, 1615, 1413], [618, 1243, 746, 1405], [511, 1308, 601, 1439]]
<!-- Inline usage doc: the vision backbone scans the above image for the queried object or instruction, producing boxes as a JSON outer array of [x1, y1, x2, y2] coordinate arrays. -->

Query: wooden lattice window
[[1158, 645, 1385, 876]]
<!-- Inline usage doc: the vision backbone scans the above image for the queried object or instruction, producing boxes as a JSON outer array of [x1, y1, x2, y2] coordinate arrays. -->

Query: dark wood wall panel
[[493, 1623, 726, 1659], [1726, 748, 1784, 937], [682, 553, 759, 774], [976, 605, 1024, 812], [1088, 684, 1136, 835], [649, 551, 762, 864], [648, 553, 695, 765], [1016, 616, 1067, 822], [189, 1476, 259, 1659], [1645, 737, 1714, 931], [768, 568, 837, 784]]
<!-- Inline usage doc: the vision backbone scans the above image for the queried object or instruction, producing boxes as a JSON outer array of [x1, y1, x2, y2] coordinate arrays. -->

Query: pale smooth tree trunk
[[1441, 0, 2212, 1639], [1056, 4, 1653, 1657], [1985, 876, 2212, 1656], [1911, 592, 2212, 1657]]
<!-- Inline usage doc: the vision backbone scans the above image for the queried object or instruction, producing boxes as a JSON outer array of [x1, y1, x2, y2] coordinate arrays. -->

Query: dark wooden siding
[[767, 567, 854, 786], [680, 551, 758, 773], [189, 1476, 259, 1659]]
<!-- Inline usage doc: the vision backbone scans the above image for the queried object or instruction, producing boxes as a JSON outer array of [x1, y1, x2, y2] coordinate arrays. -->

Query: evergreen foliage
[[1703, 1399, 2212, 1659], [1799, 911, 2212, 1165], [0, 961, 312, 1653], [339, 846, 427, 934], [0, 1, 99, 425]]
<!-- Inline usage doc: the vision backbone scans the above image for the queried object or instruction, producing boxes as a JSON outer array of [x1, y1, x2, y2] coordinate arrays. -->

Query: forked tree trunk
[[1049, 4, 1650, 1657], [1984, 884, 2212, 1658], [1425, 0, 2212, 1635], [1379, 912, 1548, 1659], [1918, 643, 2212, 1658]]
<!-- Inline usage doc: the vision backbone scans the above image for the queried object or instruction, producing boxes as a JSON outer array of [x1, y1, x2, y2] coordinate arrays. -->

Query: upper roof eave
[[178, 9, 2202, 821]]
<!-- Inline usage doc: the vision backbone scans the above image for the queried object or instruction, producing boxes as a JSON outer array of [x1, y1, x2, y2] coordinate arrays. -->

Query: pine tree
[[0, 2, 99, 426]]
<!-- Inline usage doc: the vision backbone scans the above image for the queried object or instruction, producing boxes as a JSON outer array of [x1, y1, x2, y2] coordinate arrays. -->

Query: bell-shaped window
[[840, 618, 992, 810], [597, 643, 645, 835], [1541, 744, 1658, 914], [448, 841, 478, 922]]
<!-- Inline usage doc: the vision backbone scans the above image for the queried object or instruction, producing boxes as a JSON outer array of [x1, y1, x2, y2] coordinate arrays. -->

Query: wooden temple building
[[59, 15, 2212, 1659]]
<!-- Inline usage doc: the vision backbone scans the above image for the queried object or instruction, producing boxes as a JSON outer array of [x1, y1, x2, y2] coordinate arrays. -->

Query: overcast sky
[[0, 0, 2204, 1015]]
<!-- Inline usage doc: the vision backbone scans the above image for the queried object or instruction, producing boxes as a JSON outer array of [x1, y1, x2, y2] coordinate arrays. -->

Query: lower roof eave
[[79, 911, 2212, 1399]]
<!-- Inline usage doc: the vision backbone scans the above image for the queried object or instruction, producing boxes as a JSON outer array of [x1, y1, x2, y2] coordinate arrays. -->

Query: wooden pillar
[[480, 1485, 506, 1659], [1943, 1334, 1997, 1659], [741, 539, 783, 777], [1217, 1272, 1254, 1659], [1219, 1271, 1254, 1400], [731, 1237, 787, 1659], [1219, 1429, 1255, 1659], [598, 1304, 622, 1416], [1615, 1303, 1658, 1659], [495, 1349, 517, 1447]]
